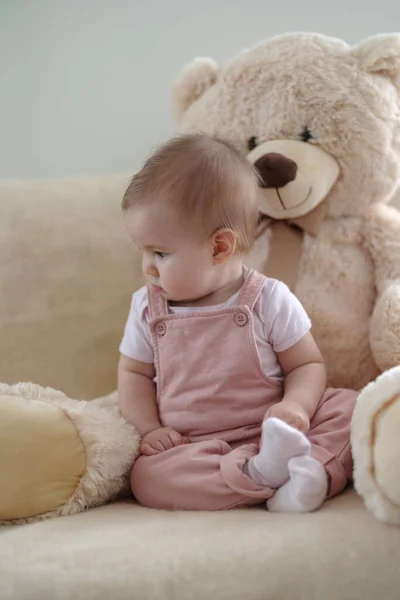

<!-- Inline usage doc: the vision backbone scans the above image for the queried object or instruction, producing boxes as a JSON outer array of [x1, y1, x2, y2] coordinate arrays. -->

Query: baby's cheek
[[167, 264, 187, 295], [161, 263, 175, 283]]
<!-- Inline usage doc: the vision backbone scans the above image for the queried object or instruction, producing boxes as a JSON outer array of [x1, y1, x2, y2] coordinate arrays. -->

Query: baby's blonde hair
[[122, 133, 261, 252]]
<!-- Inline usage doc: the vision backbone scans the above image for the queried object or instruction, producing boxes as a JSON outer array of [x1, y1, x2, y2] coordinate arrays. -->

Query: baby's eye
[[154, 251, 167, 259]]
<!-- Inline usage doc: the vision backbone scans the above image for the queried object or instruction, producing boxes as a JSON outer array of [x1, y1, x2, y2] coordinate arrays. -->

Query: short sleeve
[[262, 280, 312, 352], [119, 287, 154, 364]]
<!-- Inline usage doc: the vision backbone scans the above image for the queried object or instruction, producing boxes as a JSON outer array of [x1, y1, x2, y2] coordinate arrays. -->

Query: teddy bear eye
[[247, 136, 258, 151], [300, 127, 314, 143]]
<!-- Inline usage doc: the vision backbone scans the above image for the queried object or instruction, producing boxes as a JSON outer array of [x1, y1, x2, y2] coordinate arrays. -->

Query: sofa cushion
[[1, 490, 400, 600]]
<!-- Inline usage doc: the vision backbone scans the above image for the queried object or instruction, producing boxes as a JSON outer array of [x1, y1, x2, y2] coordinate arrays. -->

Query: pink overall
[[131, 269, 357, 510]]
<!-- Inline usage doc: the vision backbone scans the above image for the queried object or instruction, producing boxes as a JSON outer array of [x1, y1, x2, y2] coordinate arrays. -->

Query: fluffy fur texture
[[0, 383, 139, 524], [173, 32, 400, 391], [172, 57, 219, 123]]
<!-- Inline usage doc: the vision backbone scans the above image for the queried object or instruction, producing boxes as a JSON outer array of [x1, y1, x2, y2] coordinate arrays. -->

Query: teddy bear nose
[[254, 153, 298, 188]]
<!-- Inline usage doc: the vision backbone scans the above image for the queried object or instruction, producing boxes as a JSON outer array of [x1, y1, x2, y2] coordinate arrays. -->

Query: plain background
[[1, 0, 399, 179]]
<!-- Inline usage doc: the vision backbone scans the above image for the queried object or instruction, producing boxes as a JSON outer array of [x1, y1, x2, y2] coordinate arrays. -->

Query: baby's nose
[[145, 263, 159, 278]]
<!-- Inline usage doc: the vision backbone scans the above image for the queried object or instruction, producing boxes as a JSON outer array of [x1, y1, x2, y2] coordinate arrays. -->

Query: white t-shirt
[[119, 278, 311, 380]]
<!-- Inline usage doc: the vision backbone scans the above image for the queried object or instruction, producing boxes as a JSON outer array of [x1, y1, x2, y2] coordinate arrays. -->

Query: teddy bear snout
[[254, 153, 298, 189]]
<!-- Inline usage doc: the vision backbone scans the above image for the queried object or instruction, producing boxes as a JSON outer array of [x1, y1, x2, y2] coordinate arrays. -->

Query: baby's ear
[[352, 34, 400, 92], [212, 228, 237, 264], [172, 57, 219, 124]]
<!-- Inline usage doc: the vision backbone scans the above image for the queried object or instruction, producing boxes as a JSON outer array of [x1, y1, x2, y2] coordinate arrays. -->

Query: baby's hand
[[140, 427, 189, 456], [264, 401, 310, 433]]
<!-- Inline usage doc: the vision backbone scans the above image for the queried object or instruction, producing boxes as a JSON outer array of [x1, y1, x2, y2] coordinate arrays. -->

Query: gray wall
[[1, 0, 399, 178]]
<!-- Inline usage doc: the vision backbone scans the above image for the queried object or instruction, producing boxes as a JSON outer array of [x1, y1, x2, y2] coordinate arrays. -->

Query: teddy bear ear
[[352, 34, 400, 91], [172, 57, 219, 124]]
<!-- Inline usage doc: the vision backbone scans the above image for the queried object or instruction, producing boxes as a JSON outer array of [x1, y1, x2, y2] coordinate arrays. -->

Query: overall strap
[[147, 284, 168, 320], [237, 269, 265, 310]]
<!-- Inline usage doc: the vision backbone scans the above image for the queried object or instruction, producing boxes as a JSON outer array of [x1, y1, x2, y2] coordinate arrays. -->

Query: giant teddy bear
[[1, 32, 400, 525]]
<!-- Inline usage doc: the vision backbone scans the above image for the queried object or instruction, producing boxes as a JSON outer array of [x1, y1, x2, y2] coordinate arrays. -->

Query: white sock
[[266, 455, 328, 513], [245, 418, 311, 488]]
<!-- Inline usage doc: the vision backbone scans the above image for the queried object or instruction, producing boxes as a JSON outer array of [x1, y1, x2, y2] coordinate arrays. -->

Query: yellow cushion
[[0, 396, 85, 520]]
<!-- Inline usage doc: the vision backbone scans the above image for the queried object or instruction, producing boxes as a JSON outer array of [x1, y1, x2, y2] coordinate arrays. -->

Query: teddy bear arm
[[363, 204, 400, 293], [362, 204, 400, 371]]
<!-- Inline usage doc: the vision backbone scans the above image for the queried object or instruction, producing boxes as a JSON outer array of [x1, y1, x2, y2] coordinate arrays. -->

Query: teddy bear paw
[[352, 365, 400, 524]]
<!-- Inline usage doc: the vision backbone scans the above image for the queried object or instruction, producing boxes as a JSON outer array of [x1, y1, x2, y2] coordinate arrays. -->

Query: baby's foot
[[266, 455, 328, 513], [245, 418, 311, 488]]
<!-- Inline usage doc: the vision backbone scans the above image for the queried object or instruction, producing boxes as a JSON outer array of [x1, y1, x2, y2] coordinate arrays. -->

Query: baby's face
[[124, 204, 216, 303]]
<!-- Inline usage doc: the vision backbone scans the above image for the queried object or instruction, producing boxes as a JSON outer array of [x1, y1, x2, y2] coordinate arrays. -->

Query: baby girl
[[118, 133, 357, 513]]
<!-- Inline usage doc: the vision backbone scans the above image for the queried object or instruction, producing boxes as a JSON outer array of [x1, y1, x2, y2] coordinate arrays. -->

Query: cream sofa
[[1, 176, 400, 600]]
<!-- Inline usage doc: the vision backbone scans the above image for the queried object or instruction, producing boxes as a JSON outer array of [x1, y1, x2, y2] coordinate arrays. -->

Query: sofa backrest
[[0, 176, 144, 400]]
